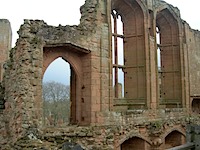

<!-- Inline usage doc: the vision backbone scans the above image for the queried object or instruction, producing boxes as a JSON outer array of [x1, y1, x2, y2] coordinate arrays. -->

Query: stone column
[[0, 19, 12, 81]]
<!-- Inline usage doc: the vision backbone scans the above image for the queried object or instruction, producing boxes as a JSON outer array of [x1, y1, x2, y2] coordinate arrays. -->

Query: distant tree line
[[42, 81, 70, 126]]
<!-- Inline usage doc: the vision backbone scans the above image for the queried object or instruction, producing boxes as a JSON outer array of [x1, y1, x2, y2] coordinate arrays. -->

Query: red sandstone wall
[[186, 26, 200, 97]]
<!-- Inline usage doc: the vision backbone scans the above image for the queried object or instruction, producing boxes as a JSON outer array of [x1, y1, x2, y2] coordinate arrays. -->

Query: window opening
[[111, 10, 124, 98], [156, 26, 162, 100], [156, 9, 182, 108], [43, 57, 71, 127]]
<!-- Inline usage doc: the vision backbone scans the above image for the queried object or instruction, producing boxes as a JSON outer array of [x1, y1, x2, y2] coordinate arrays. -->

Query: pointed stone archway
[[43, 43, 90, 125]]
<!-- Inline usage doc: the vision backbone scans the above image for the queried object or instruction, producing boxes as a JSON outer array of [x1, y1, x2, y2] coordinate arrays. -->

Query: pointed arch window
[[156, 26, 162, 100], [156, 8, 182, 108], [111, 10, 124, 98], [43, 57, 71, 127], [111, 0, 146, 109]]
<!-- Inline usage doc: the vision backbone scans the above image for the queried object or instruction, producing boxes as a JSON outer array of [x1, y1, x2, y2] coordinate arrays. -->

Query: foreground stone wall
[[3, 110, 200, 150], [11, 120, 186, 150]]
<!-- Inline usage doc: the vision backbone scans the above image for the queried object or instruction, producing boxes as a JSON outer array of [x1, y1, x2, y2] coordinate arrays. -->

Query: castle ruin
[[1, 0, 200, 149]]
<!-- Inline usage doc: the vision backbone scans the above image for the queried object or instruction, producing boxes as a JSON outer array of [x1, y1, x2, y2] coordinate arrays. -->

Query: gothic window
[[156, 9, 182, 108], [111, 0, 146, 109], [156, 27, 162, 100], [111, 10, 124, 98]]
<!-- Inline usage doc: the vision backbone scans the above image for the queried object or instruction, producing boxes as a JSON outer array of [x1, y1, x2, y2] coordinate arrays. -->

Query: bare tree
[[42, 81, 70, 126]]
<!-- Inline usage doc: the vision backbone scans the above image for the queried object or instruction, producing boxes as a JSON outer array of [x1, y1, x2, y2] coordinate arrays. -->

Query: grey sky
[[0, 0, 199, 47]]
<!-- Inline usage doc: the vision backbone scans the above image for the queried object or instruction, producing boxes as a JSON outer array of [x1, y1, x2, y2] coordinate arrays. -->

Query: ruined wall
[[10, 120, 187, 150], [1, 0, 200, 149], [184, 24, 200, 97], [1, 0, 113, 147]]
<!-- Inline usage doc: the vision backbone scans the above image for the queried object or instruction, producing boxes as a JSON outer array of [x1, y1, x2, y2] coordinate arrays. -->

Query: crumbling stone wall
[[1, 0, 200, 149], [6, 118, 188, 150], [1, 0, 112, 148]]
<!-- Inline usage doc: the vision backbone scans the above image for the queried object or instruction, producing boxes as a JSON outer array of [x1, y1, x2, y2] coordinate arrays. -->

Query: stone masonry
[[0, 19, 11, 82], [1, 0, 200, 149]]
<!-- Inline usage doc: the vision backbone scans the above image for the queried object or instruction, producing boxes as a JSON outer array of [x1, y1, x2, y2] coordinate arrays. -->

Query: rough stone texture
[[1, 0, 200, 149], [0, 19, 12, 149], [0, 19, 12, 81]]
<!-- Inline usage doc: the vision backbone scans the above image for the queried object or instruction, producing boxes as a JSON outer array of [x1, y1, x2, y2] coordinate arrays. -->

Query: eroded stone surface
[[1, 0, 200, 149]]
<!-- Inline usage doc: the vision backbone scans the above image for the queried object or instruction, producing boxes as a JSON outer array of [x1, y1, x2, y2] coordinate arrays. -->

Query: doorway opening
[[43, 57, 71, 127]]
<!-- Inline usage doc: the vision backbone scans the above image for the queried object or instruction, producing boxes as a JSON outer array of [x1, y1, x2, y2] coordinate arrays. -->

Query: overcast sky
[[165, 0, 200, 30], [0, 0, 85, 47], [0, 0, 199, 85], [0, 0, 199, 47]]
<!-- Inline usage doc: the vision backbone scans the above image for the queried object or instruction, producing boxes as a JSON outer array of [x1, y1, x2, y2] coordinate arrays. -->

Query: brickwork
[[1, 0, 200, 149]]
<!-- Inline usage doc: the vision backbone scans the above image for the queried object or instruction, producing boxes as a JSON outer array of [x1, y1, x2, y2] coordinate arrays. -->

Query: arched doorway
[[121, 137, 150, 150], [165, 131, 186, 149], [43, 57, 71, 126], [43, 44, 89, 125]]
